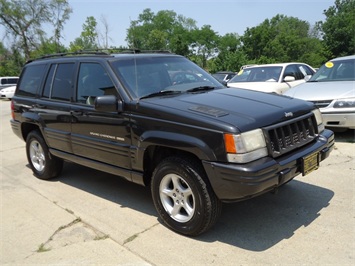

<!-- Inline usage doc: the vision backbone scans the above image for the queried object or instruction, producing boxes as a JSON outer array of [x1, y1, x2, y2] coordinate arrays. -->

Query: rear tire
[[26, 130, 63, 180], [151, 156, 221, 236]]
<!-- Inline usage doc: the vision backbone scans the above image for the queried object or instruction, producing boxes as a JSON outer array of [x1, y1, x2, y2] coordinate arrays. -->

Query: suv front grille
[[310, 100, 332, 108], [263, 113, 317, 158]]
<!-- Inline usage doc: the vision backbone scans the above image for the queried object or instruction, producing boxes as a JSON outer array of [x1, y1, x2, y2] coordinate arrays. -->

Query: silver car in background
[[285, 55, 355, 130]]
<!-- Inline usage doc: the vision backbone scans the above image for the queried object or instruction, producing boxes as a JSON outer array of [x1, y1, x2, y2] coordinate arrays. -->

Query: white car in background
[[0, 76, 19, 90], [0, 85, 16, 100], [227, 63, 316, 94], [284, 55, 355, 130]]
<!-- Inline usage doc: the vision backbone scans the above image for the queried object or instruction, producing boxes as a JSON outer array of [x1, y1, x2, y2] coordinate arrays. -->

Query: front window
[[111, 56, 222, 99], [229, 66, 282, 83], [76, 63, 117, 105], [310, 58, 355, 82]]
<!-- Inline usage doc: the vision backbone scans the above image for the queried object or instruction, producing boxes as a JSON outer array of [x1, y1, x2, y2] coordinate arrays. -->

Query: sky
[[1, 0, 336, 47]]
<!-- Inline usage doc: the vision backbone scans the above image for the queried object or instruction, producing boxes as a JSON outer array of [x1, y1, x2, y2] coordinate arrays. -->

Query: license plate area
[[302, 152, 319, 176]]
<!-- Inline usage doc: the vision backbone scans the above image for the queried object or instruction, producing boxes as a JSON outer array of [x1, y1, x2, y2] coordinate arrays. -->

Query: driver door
[[71, 62, 132, 169]]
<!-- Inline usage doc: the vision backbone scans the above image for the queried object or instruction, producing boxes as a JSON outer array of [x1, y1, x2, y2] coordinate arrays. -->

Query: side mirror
[[284, 76, 296, 82], [94, 95, 123, 112]]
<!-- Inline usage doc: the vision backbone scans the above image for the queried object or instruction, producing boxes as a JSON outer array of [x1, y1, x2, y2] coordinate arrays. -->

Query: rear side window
[[17, 65, 46, 97], [0, 78, 17, 85], [42, 63, 74, 101], [7, 78, 18, 84]]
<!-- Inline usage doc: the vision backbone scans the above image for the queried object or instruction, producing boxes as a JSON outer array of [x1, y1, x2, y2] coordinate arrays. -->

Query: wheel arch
[[21, 122, 42, 142], [142, 145, 208, 188], [19, 111, 45, 141], [137, 131, 219, 186]]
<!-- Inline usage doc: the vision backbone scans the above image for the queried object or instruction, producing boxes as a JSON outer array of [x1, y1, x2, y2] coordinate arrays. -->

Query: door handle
[[34, 104, 46, 109], [71, 111, 83, 116]]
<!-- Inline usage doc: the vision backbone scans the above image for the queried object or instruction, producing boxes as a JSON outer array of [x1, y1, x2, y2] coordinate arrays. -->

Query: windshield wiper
[[186, 86, 215, 93], [140, 90, 182, 99]]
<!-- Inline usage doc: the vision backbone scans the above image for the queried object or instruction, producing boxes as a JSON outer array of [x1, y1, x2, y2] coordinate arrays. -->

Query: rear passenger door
[[70, 62, 132, 170], [37, 62, 75, 153]]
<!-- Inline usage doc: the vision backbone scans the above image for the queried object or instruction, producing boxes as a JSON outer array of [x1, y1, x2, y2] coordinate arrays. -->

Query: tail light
[[11, 100, 15, 120]]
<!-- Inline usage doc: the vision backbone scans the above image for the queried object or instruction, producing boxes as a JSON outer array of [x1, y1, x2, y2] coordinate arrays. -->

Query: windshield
[[229, 66, 282, 83], [111, 56, 222, 99], [309, 58, 355, 82]]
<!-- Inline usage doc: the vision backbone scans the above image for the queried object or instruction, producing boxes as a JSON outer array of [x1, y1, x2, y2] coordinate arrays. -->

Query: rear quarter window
[[17, 64, 46, 97], [7, 78, 18, 84]]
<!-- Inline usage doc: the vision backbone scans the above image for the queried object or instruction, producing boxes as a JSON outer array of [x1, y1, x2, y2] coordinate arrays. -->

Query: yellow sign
[[325, 62, 334, 68]]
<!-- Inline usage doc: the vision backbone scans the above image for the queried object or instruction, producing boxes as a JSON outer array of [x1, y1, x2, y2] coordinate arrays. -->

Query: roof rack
[[27, 48, 172, 63], [27, 50, 110, 63], [117, 49, 172, 54]]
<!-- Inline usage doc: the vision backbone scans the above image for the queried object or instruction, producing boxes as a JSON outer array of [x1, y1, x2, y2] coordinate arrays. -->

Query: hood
[[285, 81, 355, 101], [141, 88, 314, 132]]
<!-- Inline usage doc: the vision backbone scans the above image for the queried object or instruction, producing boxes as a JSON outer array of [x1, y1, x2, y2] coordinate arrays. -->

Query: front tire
[[26, 130, 63, 180], [151, 156, 221, 236]]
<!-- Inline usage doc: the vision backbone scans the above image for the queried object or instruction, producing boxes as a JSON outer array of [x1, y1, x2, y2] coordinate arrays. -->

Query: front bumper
[[322, 112, 355, 129], [203, 129, 334, 202]]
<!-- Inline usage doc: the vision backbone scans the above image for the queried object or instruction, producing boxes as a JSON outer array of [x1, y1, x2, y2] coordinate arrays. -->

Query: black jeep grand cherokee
[[10, 51, 334, 236]]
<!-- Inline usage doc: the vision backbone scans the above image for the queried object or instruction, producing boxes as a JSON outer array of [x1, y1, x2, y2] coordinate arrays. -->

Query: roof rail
[[27, 50, 109, 62], [26, 50, 109, 64], [26, 48, 173, 63], [117, 49, 172, 54]]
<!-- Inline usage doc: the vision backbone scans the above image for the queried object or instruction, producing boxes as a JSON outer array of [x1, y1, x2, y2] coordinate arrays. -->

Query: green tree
[[241, 15, 327, 66], [189, 25, 219, 69], [0, 42, 24, 76], [317, 0, 355, 57], [209, 33, 247, 72], [126, 8, 196, 56], [49, 0, 72, 52], [0, 0, 71, 60], [69, 16, 98, 51], [29, 39, 67, 58]]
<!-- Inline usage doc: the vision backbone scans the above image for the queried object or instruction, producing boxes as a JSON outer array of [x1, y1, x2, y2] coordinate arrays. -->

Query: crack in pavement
[[34, 217, 110, 254], [123, 223, 160, 245]]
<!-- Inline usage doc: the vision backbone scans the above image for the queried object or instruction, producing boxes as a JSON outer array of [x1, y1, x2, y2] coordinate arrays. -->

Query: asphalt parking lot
[[1, 99, 354, 265]]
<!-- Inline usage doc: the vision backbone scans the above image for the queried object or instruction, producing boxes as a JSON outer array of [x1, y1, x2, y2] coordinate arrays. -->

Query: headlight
[[312, 109, 325, 133], [334, 97, 355, 108], [224, 129, 268, 163]]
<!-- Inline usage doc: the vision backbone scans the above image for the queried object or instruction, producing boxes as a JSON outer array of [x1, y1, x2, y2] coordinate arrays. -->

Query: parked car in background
[[240, 64, 257, 70], [0, 85, 16, 100], [0, 76, 19, 90], [171, 71, 204, 85], [227, 63, 316, 94], [284, 55, 355, 130], [212, 71, 236, 84]]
